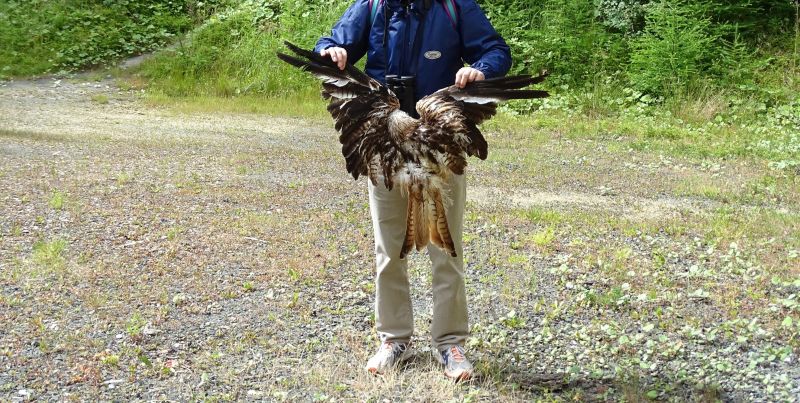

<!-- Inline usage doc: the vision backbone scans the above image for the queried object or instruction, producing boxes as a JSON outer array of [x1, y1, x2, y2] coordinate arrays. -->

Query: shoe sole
[[444, 369, 473, 382]]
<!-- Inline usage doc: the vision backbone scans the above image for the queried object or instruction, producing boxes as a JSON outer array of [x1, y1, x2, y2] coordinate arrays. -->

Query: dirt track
[[1, 77, 798, 401]]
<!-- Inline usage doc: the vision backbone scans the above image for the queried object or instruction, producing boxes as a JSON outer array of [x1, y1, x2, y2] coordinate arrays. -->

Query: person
[[314, 0, 511, 381]]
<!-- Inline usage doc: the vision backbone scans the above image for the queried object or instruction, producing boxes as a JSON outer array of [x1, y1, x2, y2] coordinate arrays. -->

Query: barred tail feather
[[400, 192, 415, 260], [412, 183, 428, 252], [430, 187, 456, 257]]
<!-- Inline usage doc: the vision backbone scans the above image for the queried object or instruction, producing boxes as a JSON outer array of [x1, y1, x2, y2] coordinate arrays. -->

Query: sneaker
[[365, 341, 412, 374], [436, 344, 473, 381]]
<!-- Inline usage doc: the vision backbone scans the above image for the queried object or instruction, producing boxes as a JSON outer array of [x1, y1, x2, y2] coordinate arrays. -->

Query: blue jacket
[[314, 0, 512, 101]]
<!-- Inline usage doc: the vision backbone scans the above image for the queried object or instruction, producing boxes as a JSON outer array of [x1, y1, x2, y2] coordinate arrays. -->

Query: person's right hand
[[320, 47, 348, 70]]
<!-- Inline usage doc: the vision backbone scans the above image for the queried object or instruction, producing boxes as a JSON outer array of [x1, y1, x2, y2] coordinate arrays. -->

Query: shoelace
[[448, 346, 465, 363]]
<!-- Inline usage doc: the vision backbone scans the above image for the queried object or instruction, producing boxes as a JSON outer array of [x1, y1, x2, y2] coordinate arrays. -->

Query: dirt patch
[[469, 186, 716, 220]]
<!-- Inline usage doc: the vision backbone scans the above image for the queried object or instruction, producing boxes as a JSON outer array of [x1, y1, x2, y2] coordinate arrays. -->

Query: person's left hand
[[455, 67, 485, 88]]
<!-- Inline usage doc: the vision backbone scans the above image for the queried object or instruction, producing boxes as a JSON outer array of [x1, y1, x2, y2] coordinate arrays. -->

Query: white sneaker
[[436, 344, 473, 381], [365, 341, 412, 374]]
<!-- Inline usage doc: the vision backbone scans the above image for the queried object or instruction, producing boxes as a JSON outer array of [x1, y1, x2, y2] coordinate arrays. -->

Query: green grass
[[0, 1, 193, 77], [90, 94, 110, 104], [48, 190, 66, 210], [143, 92, 327, 119], [32, 239, 67, 269], [135, 0, 350, 99], [528, 226, 556, 249]]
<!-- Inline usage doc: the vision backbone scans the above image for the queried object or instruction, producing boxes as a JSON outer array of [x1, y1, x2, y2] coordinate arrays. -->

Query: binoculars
[[386, 75, 418, 118]]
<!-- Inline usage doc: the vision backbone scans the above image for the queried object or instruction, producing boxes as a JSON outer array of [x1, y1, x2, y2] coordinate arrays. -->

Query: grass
[[143, 91, 328, 119], [0, 1, 191, 77], [48, 190, 66, 210], [31, 239, 67, 272], [90, 94, 109, 104]]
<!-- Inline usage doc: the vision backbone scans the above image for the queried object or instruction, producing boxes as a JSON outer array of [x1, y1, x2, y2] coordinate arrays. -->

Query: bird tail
[[428, 186, 456, 257], [400, 181, 457, 259]]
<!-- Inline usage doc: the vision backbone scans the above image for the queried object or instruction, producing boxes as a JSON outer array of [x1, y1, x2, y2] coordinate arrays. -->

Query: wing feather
[[416, 72, 550, 161], [279, 42, 551, 259], [277, 41, 400, 181]]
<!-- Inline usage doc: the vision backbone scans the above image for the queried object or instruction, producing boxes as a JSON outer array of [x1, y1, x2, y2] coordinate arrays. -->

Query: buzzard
[[277, 41, 549, 259]]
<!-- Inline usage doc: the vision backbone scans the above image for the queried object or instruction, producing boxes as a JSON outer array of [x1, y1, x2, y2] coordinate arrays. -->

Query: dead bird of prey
[[277, 41, 549, 259]]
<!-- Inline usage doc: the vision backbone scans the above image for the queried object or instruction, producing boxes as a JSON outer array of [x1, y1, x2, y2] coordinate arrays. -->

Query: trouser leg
[[428, 173, 468, 349], [368, 181, 413, 344]]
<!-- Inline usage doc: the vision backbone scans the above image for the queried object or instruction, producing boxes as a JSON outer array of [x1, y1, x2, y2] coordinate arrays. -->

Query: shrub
[[628, 1, 717, 96], [139, 0, 351, 97], [0, 0, 227, 77], [478, 0, 628, 87]]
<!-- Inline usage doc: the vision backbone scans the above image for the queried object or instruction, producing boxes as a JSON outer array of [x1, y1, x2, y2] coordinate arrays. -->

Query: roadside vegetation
[[137, 0, 797, 174]]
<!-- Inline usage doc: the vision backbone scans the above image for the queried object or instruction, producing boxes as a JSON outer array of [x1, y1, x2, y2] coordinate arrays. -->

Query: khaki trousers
[[367, 173, 468, 349]]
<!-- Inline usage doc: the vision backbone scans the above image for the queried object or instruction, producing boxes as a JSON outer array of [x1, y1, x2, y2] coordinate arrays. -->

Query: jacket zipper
[[400, 4, 411, 75]]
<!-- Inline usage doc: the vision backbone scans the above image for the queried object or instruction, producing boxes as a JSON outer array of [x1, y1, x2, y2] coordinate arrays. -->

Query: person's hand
[[455, 67, 485, 88], [320, 47, 348, 70]]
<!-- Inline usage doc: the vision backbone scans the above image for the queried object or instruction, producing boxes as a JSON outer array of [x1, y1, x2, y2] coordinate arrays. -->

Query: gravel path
[[1, 77, 797, 401]]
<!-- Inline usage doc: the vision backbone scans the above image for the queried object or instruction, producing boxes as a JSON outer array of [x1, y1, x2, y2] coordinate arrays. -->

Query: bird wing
[[277, 41, 401, 186], [415, 73, 550, 169]]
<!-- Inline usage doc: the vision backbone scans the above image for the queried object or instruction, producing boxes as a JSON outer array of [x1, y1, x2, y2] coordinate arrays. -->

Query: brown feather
[[400, 190, 415, 259], [412, 183, 428, 251], [430, 187, 456, 257], [278, 43, 551, 260], [429, 205, 444, 249]]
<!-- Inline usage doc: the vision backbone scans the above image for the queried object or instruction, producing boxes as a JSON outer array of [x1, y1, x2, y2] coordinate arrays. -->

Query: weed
[[126, 312, 146, 340], [32, 239, 67, 272], [529, 226, 556, 249], [501, 310, 526, 329], [507, 254, 528, 265], [100, 353, 120, 368], [49, 190, 66, 210], [116, 172, 132, 185], [242, 281, 256, 293], [90, 94, 109, 104], [165, 227, 182, 241], [523, 207, 564, 224]]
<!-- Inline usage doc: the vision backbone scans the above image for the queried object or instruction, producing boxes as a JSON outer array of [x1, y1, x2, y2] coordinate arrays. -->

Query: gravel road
[[1, 77, 797, 401]]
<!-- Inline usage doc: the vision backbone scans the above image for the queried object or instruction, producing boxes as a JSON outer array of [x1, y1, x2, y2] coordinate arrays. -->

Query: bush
[[0, 0, 233, 77], [5, 0, 795, 109], [595, 0, 648, 33], [478, 0, 629, 87], [139, 0, 351, 97], [628, 1, 717, 96]]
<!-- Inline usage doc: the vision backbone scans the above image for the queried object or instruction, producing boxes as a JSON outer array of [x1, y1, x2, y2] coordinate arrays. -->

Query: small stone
[[142, 323, 159, 336]]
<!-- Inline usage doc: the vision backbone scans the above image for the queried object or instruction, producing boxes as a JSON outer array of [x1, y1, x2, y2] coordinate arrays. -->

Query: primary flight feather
[[277, 41, 549, 259]]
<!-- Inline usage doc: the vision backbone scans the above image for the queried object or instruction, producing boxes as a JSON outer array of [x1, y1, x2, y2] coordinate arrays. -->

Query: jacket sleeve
[[457, 0, 512, 79], [314, 0, 371, 64]]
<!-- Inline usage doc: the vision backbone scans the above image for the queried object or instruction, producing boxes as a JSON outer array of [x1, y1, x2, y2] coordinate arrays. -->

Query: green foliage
[[5, 0, 796, 113], [48, 190, 66, 210], [32, 239, 67, 270], [139, 0, 350, 97], [595, 0, 648, 33], [0, 0, 215, 77], [629, 1, 717, 95], [478, 0, 629, 87]]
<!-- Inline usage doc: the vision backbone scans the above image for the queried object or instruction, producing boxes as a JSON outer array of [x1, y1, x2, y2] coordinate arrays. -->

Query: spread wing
[[415, 72, 550, 173], [277, 42, 400, 185]]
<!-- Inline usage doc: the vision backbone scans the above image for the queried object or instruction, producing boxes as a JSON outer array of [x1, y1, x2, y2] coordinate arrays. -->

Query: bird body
[[277, 41, 549, 259]]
